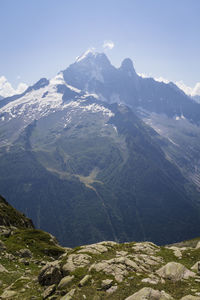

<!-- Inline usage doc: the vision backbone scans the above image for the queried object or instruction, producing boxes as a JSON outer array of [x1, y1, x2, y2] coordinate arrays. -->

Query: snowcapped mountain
[[1, 51, 200, 247]]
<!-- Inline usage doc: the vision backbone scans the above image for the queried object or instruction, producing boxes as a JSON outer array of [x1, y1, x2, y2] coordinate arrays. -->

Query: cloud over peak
[[103, 40, 115, 50], [0, 76, 28, 98]]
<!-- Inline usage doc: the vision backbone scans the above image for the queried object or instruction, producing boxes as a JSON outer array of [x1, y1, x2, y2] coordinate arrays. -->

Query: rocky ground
[[1, 225, 200, 299]]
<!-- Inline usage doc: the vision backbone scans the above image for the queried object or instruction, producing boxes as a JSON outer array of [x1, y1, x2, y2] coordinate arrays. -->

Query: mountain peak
[[75, 48, 96, 62], [75, 49, 111, 67], [120, 58, 137, 76]]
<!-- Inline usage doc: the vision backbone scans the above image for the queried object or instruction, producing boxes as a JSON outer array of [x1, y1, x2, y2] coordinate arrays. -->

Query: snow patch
[[66, 83, 81, 93], [75, 48, 96, 63], [112, 125, 118, 133]]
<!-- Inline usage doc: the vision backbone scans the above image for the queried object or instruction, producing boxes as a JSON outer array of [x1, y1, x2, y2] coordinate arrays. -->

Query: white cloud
[[175, 80, 200, 96], [138, 73, 169, 83], [16, 82, 28, 94], [192, 82, 200, 96], [175, 81, 193, 95], [0, 76, 28, 98], [154, 76, 170, 84], [103, 40, 115, 50]]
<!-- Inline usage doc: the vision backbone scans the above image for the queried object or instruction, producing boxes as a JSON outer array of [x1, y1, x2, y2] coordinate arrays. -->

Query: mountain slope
[[0, 92, 200, 246], [1, 53, 200, 247], [0, 194, 33, 228], [62, 51, 200, 188]]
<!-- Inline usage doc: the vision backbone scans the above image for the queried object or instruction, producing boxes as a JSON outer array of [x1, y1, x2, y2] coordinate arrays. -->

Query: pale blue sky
[[1, 0, 200, 89]]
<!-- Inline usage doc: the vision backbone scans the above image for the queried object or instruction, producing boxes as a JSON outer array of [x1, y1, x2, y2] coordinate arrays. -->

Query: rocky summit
[[1, 200, 200, 299]]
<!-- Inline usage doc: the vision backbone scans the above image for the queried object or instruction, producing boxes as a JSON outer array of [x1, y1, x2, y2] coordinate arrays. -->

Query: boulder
[[60, 288, 76, 300], [78, 242, 108, 254], [106, 285, 118, 294], [195, 241, 200, 249], [90, 256, 140, 282], [62, 253, 91, 274], [141, 276, 159, 284], [78, 275, 91, 287], [132, 242, 159, 255], [191, 261, 200, 273], [38, 261, 62, 286], [58, 275, 74, 289], [125, 287, 174, 300], [156, 262, 195, 281], [42, 284, 56, 299], [101, 279, 113, 290], [18, 248, 32, 258], [0, 263, 8, 273]]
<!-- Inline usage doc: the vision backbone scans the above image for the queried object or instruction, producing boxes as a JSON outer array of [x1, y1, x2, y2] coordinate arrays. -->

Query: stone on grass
[[106, 285, 118, 294], [42, 284, 56, 299], [191, 261, 200, 272], [141, 276, 159, 284], [156, 262, 195, 281], [125, 287, 174, 300], [78, 274, 91, 287], [62, 254, 91, 274], [101, 279, 113, 290], [38, 261, 62, 286], [0, 263, 8, 273], [60, 288, 76, 300], [18, 248, 32, 258], [195, 241, 200, 249], [89, 256, 140, 282], [58, 275, 74, 289]]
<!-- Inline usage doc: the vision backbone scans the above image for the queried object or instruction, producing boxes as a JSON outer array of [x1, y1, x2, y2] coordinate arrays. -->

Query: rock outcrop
[[1, 196, 200, 299], [156, 262, 195, 281], [125, 287, 174, 300]]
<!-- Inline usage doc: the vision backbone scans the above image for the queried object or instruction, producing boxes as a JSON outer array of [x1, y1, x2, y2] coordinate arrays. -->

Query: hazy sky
[[1, 0, 200, 90]]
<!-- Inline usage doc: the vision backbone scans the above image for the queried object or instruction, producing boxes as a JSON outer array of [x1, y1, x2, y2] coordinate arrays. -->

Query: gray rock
[[156, 262, 195, 282], [38, 261, 62, 286], [195, 241, 200, 249], [18, 248, 32, 258], [125, 287, 174, 299], [78, 242, 109, 254], [3, 253, 15, 260], [0, 229, 11, 238], [191, 261, 200, 273], [42, 284, 56, 299], [106, 285, 118, 294], [1, 290, 17, 299], [101, 279, 113, 290], [0, 263, 8, 273], [141, 276, 159, 284], [132, 242, 159, 255], [166, 246, 182, 258], [78, 275, 91, 287], [58, 275, 74, 289], [62, 254, 91, 274], [60, 288, 76, 300], [19, 258, 30, 265], [90, 256, 141, 282]]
